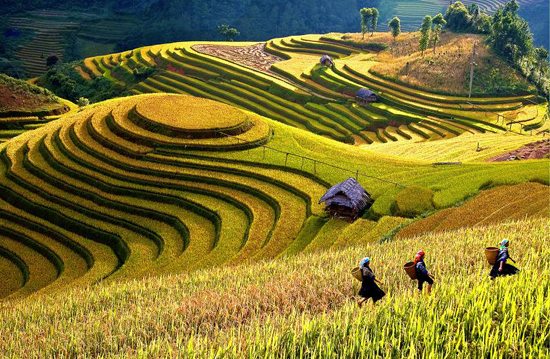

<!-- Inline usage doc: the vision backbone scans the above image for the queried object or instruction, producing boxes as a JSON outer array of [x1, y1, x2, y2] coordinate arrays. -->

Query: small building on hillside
[[320, 54, 334, 67], [356, 88, 378, 104], [319, 177, 373, 221]]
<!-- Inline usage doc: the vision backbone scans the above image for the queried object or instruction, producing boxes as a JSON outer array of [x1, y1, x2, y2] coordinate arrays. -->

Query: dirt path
[[490, 139, 550, 161], [193, 43, 282, 74]]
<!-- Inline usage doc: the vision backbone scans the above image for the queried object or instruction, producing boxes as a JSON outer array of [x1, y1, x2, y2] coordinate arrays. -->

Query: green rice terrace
[[0, 23, 549, 357], [67, 34, 548, 148], [0, 89, 547, 300]]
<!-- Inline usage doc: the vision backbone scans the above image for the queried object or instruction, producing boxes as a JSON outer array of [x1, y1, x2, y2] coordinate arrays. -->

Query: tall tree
[[489, 5, 533, 63], [217, 24, 240, 41], [370, 8, 379, 36], [431, 13, 447, 54], [419, 15, 432, 56], [388, 16, 401, 41], [360, 8, 372, 39], [504, 0, 519, 14], [534, 47, 549, 81], [444, 1, 472, 32], [468, 3, 480, 19]]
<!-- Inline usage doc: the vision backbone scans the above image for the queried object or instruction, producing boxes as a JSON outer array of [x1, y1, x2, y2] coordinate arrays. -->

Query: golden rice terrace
[[0, 94, 328, 299]]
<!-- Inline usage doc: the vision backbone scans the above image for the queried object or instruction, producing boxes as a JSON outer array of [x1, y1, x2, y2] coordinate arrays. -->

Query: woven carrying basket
[[485, 247, 499, 265], [404, 261, 417, 280], [351, 267, 362, 281]]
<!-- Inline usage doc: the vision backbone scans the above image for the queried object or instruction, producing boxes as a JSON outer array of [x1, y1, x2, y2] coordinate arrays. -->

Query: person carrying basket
[[414, 250, 434, 294], [489, 239, 520, 280], [357, 257, 386, 307]]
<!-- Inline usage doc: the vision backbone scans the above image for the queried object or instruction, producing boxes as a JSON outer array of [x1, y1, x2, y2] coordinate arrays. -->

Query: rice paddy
[[1, 28, 548, 357], [0, 217, 547, 357], [0, 92, 547, 300], [70, 33, 546, 149]]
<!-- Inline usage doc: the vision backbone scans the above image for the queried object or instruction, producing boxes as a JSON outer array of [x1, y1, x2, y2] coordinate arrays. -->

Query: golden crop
[[0, 93, 547, 301], [397, 182, 549, 238], [134, 94, 249, 131], [0, 218, 547, 357]]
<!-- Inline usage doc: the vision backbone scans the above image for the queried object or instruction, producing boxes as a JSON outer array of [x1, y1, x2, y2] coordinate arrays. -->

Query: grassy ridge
[[0, 218, 547, 357]]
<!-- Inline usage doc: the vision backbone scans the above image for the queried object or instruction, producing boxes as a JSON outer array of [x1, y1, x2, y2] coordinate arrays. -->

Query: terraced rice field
[[6, 11, 79, 77], [76, 35, 546, 148], [364, 131, 549, 162], [0, 93, 547, 300], [0, 94, 332, 299], [397, 182, 549, 238], [5, 10, 137, 76], [0, 217, 547, 357], [391, 0, 446, 31], [460, 0, 539, 13], [0, 98, 75, 143]]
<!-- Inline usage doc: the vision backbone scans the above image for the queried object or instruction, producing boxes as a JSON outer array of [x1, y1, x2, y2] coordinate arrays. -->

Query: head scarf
[[359, 257, 370, 268], [500, 238, 509, 250], [414, 250, 425, 264]]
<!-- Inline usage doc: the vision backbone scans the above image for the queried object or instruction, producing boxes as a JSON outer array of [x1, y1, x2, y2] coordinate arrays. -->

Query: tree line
[[362, 0, 548, 96]]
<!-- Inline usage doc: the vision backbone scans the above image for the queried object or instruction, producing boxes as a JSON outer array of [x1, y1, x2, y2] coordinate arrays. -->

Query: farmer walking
[[490, 239, 520, 280], [414, 250, 434, 294], [357, 257, 386, 307]]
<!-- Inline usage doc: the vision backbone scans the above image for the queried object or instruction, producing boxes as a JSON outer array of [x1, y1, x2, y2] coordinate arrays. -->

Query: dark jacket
[[415, 260, 429, 278], [490, 247, 519, 278], [358, 265, 385, 302], [496, 247, 509, 264]]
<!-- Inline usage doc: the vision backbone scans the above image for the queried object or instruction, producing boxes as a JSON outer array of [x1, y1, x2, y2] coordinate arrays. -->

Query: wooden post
[[262, 146, 266, 160], [468, 41, 477, 99], [355, 170, 359, 180], [285, 153, 289, 166], [301, 157, 304, 170], [314, 160, 317, 175]]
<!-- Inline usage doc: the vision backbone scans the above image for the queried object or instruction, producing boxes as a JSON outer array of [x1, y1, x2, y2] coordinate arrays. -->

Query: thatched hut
[[320, 54, 334, 67], [356, 88, 378, 104], [319, 177, 373, 221]]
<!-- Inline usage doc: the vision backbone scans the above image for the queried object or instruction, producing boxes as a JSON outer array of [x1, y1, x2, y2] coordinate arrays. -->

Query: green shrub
[[393, 186, 435, 217], [37, 62, 128, 103]]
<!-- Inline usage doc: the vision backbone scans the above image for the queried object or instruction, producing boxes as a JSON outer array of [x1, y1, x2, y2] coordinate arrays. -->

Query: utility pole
[[468, 41, 477, 99]]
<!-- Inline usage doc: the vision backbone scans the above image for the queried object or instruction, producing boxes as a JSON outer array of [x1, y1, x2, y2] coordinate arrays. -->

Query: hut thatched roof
[[320, 54, 333, 63], [319, 177, 371, 210], [356, 88, 376, 99]]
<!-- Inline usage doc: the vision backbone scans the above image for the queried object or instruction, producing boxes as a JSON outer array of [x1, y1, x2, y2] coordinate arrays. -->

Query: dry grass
[[0, 218, 547, 357], [397, 182, 549, 238], [369, 32, 531, 95]]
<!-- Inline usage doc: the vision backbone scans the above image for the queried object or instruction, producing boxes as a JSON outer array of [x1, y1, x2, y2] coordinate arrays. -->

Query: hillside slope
[[0, 74, 67, 115], [42, 33, 546, 148], [1, 0, 546, 78], [331, 32, 535, 96], [0, 74, 73, 143], [0, 93, 547, 299], [0, 217, 547, 357]]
